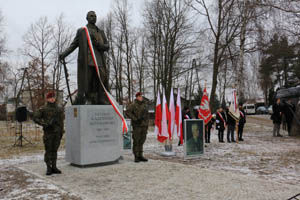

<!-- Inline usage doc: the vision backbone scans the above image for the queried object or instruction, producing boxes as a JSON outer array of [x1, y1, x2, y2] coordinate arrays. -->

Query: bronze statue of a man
[[59, 11, 109, 105]]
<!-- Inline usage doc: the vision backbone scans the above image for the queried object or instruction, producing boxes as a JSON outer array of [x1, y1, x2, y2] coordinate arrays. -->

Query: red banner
[[198, 88, 212, 125]]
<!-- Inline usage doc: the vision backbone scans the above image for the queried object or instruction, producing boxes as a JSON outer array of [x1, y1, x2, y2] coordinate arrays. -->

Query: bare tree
[[99, 12, 124, 104], [114, 0, 135, 103], [188, 0, 243, 108], [0, 62, 10, 99], [0, 10, 8, 98], [25, 58, 51, 108], [143, 0, 194, 100], [51, 13, 74, 93], [0, 9, 7, 58], [235, 0, 260, 99], [22, 16, 54, 99], [133, 29, 149, 93]]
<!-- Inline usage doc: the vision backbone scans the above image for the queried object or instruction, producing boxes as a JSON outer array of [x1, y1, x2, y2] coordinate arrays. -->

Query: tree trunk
[[210, 45, 220, 110]]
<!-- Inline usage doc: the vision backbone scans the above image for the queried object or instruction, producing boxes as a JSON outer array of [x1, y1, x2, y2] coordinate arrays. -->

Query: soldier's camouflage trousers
[[132, 127, 147, 157], [43, 132, 62, 165]]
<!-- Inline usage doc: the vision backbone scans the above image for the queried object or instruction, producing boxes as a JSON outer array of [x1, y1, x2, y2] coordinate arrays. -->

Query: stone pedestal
[[65, 105, 122, 166]]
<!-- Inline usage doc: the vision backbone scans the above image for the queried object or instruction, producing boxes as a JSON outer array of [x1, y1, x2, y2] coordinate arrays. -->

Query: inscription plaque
[[65, 105, 122, 166]]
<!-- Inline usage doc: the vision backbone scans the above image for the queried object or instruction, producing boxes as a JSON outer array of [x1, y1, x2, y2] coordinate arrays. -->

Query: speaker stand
[[13, 122, 33, 147]]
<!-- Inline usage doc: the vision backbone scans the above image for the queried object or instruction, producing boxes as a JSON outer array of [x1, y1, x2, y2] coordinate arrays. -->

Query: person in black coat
[[282, 100, 296, 136], [216, 108, 226, 143], [271, 98, 282, 137], [238, 105, 246, 141], [226, 109, 236, 143], [205, 117, 215, 143]]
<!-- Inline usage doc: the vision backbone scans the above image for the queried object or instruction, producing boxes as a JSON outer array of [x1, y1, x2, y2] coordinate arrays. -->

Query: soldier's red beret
[[135, 92, 142, 97], [46, 91, 55, 99]]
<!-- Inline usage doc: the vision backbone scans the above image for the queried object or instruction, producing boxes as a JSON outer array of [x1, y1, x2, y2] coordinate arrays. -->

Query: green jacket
[[126, 99, 149, 128], [33, 102, 64, 133]]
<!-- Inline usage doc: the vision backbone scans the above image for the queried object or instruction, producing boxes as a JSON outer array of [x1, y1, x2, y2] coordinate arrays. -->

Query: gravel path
[[18, 154, 299, 200], [1, 115, 300, 200]]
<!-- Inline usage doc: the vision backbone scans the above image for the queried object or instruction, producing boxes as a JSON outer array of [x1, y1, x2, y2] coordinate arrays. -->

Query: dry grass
[[0, 121, 65, 159]]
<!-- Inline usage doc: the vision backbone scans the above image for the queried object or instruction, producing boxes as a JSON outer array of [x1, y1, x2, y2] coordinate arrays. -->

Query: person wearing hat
[[126, 92, 149, 162], [178, 106, 191, 146], [33, 91, 65, 175]]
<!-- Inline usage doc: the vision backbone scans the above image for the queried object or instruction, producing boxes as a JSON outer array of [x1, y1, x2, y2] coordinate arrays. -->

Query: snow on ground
[[144, 115, 300, 186], [0, 165, 81, 200], [0, 115, 300, 199]]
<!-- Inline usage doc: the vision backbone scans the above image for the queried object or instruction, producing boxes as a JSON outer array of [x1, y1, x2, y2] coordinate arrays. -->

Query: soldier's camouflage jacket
[[33, 102, 65, 133], [126, 99, 149, 128]]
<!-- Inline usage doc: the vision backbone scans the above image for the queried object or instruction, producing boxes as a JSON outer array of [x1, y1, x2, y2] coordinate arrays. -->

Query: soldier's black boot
[[46, 163, 52, 176], [139, 153, 148, 162], [134, 155, 140, 163], [52, 160, 62, 174]]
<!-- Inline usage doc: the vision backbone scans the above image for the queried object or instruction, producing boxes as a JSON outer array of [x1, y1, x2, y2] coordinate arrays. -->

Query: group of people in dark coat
[[215, 105, 246, 143], [271, 98, 296, 136], [179, 105, 246, 144]]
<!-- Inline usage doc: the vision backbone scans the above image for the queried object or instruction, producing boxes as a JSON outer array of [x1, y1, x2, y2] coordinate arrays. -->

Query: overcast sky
[[1, 0, 142, 61]]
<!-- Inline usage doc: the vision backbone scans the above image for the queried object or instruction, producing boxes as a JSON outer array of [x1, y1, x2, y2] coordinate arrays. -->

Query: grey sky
[[1, 0, 142, 61]]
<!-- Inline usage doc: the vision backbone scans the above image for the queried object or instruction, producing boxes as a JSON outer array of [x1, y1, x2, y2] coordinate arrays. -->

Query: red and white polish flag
[[175, 89, 183, 144], [155, 91, 163, 142], [160, 90, 169, 143], [198, 87, 212, 125], [168, 88, 175, 140]]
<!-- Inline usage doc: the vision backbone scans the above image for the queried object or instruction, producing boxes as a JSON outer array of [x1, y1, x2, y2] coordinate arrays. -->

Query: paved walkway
[[19, 154, 299, 200]]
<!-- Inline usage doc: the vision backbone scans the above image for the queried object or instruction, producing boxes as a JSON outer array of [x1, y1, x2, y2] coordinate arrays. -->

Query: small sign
[[74, 108, 78, 118], [123, 119, 131, 150], [184, 119, 204, 159]]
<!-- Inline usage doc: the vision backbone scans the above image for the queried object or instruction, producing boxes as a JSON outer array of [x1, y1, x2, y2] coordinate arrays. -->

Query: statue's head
[[86, 11, 97, 25]]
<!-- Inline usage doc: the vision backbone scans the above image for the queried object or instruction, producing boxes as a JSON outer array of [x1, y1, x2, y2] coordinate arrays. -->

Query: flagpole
[[235, 87, 239, 143], [236, 121, 239, 143]]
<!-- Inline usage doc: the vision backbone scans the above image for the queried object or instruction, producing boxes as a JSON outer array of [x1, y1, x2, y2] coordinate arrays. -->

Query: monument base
[[160, 151, 176, 157], [65, 105, 122, 166], [160, 145, 176, 157]]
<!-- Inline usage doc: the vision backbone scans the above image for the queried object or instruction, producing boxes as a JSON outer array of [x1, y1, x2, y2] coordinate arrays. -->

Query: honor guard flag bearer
[[198, 87, 212, 125]]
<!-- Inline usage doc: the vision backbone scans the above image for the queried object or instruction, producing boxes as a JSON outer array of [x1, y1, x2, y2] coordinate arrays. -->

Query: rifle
[[60, 59, 73, 105]]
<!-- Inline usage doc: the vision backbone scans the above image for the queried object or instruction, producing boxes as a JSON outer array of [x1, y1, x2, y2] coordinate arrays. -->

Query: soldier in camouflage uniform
[[33, 92, 64, 175], [126, 92, 149, 163]]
